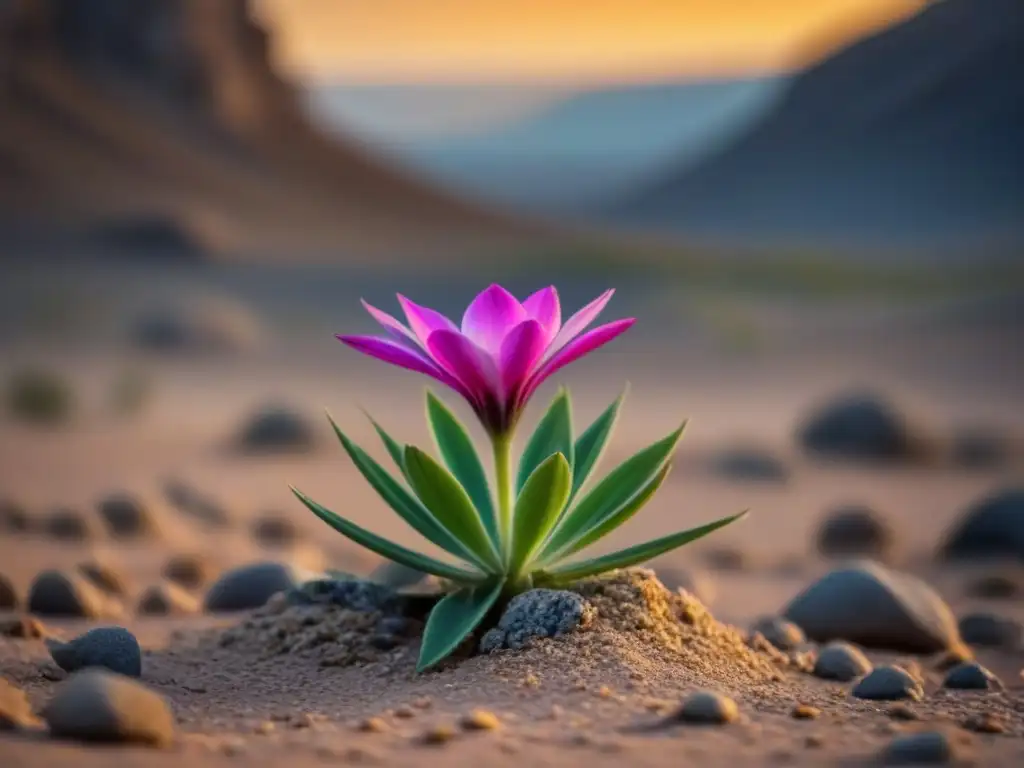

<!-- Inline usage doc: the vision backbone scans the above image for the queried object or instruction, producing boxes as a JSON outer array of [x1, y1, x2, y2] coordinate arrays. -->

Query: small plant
[[291, 285, 746, 671]]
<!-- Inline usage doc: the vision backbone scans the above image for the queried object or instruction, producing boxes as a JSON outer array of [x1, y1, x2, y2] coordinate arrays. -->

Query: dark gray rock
[[940, 488, 1024, 561], [673, 690, 739, 724], [137, 582, 199, 616], [0, 574, 17, 610], [96, 493, 159, 539], [46, 626, 142, 678], [783, 561, 960, 653], [943, 661, 1001, 690], [251, 513, 300, 548], [44, 669, 174, 747], [958, 612, 1023, 648], [816, 504, 896, 561], [750, 616, 806, 651], [204, 562, 300, 612], [162, 478, 232, 527], [1, 677, 37, 731], [76, 560, 129, 597], [797, 392, 928, 463], [950, 426, 1017, 469], [480, 589, 595, 652], [966, 571, 1021, 599], [162, 554, 216, 590], [852, 665, 923, 701], [881, 731, 956, 765], [286, 577, 397, 613], [235, 404, 317, 454], [710, 447, 789, 483], [28, 570, 110, 618], [813, 641, 873, 681], [43, 508, 96, 542], [0, 497, 31, 532]]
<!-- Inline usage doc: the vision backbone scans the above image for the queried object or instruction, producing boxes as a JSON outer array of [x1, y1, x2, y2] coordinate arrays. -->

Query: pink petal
[[397, 295, 458, 346], [544, 289, 615, 362], [426, 330, 502, 404], [518, 318, 635, 407], [522, 286, 561, 346], [498, 319, 546, 398], [460, 284, 527, 354], [360, 300, 420, 348], [337, 335, 452, 384]]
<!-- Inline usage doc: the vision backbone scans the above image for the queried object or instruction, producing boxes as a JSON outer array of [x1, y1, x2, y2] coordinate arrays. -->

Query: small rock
[[940, 488, 1024, 561], [251, 514, 300, 548], [234, 404, 318, 454], [76, 560, 129, 597], [162, 478, 232, 527], [653, 566, 716, 604], [750, 616, 806, 651], [932, 644, 974, 670], [96, 492, 160, 539], [131, 295, 259, 354], [422, 724, 456, 745], [791, 705, 821, 720], [358, 716, 389, 733], [950, 426, 1016, 469], [137, 582, 199, 616], [966, 572, 1021, 599], [162, 553, 216, 590], [943, 662, 1000, 691], [461, 709, 501, 731], [673, 691, 739, 725], [813, 641, 873, 682], [286, 577, 397, 613], [783, 561, 961, 654], [204, 562, 300, 612], [964, 712, 1006, 734], [702, 547, 750, 571], [1, 616, 47, 639], [816, 504, 896, 561], [958, 612, 1023, 648], [44, 669, 174, 747], [43, 508, 96, 542], [881, 731, 956, 765], [0, 574, 17, 609], [479, 590, 595, 652], [852, 665, 924, 701], [0, 498, 31, 532], [46, 626, 142, 677], [1, 678, 37, 731], [710, 447, 789, 483], [28, 570, 110, 618], [887, 704, 921, 721]]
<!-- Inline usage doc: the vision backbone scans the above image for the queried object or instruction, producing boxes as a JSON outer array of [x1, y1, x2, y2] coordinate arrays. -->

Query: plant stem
[[492, 431, 514, 566]]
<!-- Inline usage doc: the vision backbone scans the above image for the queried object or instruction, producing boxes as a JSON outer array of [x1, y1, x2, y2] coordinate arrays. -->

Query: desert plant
[[292, 285, 746, 671]]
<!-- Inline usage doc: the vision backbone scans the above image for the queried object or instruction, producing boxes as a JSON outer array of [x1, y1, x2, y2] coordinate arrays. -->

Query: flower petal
[[544, 289, 615, 362], [518, 318, 635, 407], [498, 319, 546, 398], [337, 335, 451, 383], [461, 284, 527, 354], [522, 286, 561, 346], [361, 300, 420, 348], [426, 330, 502, 404], [397, 295, 459, 346]]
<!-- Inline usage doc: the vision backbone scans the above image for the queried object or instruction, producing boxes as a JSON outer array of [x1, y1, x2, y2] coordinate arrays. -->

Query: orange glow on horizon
[[256, 0, 927, 84]]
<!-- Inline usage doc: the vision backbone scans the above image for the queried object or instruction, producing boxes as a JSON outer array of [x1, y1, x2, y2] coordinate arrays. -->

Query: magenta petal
[[338, 335, 449, 380], [518, 317, 635, 407], [426, 330, 502, 403], [360, 300, 420, 348], [460, 284, 527, 354], [498, 319, 546, 397], [397, 295, 458, 346], [522, 286, 561, 345], [545, 289, 615, 361]]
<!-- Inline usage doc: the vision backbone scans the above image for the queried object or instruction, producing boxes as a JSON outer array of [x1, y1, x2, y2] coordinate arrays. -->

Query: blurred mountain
[[313, 79, 787, 214], [0, 0, 541, 260], [610, 0, 1024, 252]]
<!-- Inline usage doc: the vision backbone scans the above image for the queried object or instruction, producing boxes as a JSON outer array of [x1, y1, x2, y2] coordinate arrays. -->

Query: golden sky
[[256, 0, 927, 84]]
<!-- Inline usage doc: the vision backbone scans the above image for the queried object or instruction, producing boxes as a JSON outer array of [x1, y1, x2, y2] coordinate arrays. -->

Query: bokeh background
[[0, 0, 1022, 610]]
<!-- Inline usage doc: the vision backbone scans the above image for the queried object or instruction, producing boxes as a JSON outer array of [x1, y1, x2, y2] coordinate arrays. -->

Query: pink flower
[[338, 285, 634, 434]]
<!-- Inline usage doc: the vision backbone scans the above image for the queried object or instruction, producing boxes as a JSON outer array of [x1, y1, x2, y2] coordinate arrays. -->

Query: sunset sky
[[256, 0, 928, 84]]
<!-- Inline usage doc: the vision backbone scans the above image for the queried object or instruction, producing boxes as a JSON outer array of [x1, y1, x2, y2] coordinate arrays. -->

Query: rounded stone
[[0, 574, 18, 610], [852, 665, 924, 701], [137, 582, 199, 616], [797, 392, 926, 462], [881, 731, 956, 765], [76, 560, 129, 597], [43, 508, 96, 542], [816, 504, 895, 561], [674, 690, 740, 725], [235, 405, 317, 454], [940, 488, 1024, 561], [749, 616, 806, 651], [162, 553, 216, 590], [28, 570, 109, 618], [958, 612, 1023, 649], [813, 641, 873, 682], [96, 493, 159, 539], [203, 562, 300, 612], [943, 661, 1000, 690], [251, 514, 301, 548], [46, 626, 142, 678]]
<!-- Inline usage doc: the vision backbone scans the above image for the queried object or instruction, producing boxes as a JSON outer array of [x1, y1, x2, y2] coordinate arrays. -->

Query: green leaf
[[516, 388, 574, 494], [291, 486, 487, 584], [327, 414, 489, 570], [362, 410, 408, 477], [545, 461, 673, 564], [537, 422, 687, 562], [537, 511, 748, 586], [425, 391, 499, 548], [417, 581, 504, 671], [570, 386, 627, 502], [509, 452, 571, 572], [404, 446, 502, 572]]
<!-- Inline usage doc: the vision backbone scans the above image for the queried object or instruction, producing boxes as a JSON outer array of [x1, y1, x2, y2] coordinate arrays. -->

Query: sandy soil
[[2, 268, 1023, 766]]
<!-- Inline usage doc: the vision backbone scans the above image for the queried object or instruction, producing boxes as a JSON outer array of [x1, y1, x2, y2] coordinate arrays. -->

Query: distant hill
[[610, 0, 1024, 251], [0, 0, 543, 261], [316, 79, 786, 214]]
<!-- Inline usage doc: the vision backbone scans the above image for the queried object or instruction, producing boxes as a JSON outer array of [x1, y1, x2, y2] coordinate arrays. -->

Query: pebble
[[813, 641, 873, 682], [0, 573, 17, 609], [76, 560, 129, 597], [27, 570, 111, 618], [797, 391, 928, 463], [162, 553, 216, 590], [461, 709, 501, 731], [958, 612, 1023, 648], [234, 404, 318, 454], [1, 677, 37, 731], [0, 497, 31, 532], [710, 447, 789, 483], [673, 690, 740, 725], [852, 665, 924, 701], [966, 572, 1021, 599], [44, 507, 96, 541], [137, 582, 200, 616], [96, 492, 160, 539], [46, 626, 142, 678], [162, 478, 232, 527], [251, 514, 301, 548], [816, 504, 895, 561], [479, 589, 595, 652], [204, 562, 300, 612], [422, 724, 457, 745], [1, 616, 47, 639], [964, 712, 1006, 734], [44, 669, 174, 747], [791, 705, 821, 720], [750, 616, 806, 651], [940, 487, 1024, 561], [887, 704, 920, 721], [881, 731, 956, 765], [783, 561, 960, 654], [943, 662, 1001, 690]]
